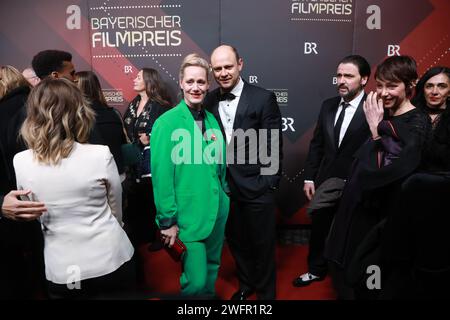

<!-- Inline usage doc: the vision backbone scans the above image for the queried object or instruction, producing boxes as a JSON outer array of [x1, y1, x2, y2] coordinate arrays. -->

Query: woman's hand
[[160, 225, 179, 247], [363, 91, 384, 138], [138, 132, 150, 146]]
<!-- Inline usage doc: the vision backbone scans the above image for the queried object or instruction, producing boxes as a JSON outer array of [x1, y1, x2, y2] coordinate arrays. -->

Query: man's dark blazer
[[304, 94, 369, 187], [204, 81, 283, 201], [0, 85, 41, 249]]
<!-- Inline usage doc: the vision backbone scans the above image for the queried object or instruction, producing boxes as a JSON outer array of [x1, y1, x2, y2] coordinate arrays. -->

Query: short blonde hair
[[179, 53, 210, 82], [0, 65, 30, 98], [21, 78, 95, 165]]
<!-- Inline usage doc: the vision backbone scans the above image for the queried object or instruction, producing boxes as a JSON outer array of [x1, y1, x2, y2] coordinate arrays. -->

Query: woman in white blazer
[[13, 78, 134, 299]]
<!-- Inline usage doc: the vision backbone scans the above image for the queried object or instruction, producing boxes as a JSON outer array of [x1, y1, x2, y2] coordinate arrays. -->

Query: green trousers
[[180, 207, 228, 297]]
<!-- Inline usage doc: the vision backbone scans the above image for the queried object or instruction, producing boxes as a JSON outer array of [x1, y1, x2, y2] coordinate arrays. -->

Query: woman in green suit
[[150, 53, 230, 297]]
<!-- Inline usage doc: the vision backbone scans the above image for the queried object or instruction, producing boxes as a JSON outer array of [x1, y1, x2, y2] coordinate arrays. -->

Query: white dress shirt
[[218, 77, 244, 144], [335, 90, 365, 147], [13, 143, 134, 284]]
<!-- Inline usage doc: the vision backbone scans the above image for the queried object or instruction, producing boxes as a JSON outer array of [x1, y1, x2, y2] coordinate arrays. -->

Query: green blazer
[[151, 100, 229, 242]]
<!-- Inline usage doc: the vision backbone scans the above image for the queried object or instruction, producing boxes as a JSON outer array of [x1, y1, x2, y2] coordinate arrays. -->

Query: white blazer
[[13, 143, 134, 284]]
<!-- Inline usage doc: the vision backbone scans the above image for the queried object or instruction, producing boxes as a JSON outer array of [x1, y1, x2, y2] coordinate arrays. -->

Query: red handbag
[[158, 231, 186, 262]]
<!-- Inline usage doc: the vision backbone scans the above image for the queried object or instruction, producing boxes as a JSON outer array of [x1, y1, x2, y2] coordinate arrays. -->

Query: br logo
[[304, 42, 318, 55], [66, 5, 81, 30], [387, 45, 401, 56]]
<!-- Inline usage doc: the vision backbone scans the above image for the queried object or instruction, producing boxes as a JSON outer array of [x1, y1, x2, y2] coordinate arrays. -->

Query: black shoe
[[230, 289, 254, 300], [292, 272, 324, 287]]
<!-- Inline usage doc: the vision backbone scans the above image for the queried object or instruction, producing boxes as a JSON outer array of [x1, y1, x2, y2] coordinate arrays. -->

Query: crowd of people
[[0, 46, 448, 300]]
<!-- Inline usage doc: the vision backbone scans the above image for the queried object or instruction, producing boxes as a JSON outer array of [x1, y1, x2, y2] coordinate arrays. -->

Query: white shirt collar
[[340, 90, 365, 109], [229, 77, 244, 97]]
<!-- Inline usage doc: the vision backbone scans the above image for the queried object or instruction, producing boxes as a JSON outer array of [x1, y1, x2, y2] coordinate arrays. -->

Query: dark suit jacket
[[0, 85, 41, 250], [304, 94, 370, 186], [204, 81, 282, 201], [0, 86, 29, 197]]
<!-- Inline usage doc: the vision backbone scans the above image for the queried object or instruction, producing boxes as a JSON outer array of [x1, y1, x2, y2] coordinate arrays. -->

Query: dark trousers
[[47, 257, 136, 300], [123, 177, 157, 246], [308, 206, 335, 277], [226, 195, 277, 300], [0, 220, 46, 300]]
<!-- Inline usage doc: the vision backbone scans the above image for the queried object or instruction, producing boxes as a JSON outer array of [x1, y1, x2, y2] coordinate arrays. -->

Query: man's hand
[[1, 190, 46, 221], [303, 182, 315, 201]]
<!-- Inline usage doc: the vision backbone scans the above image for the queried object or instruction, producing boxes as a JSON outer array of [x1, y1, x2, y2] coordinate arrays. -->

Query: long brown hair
[[21, 78, 95, 165], [75, 71, 108, 106], [141, 68, 172, 107]]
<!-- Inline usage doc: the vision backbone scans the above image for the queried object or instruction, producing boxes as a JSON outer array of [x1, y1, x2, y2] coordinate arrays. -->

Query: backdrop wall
[[1, 0, 449, 222]]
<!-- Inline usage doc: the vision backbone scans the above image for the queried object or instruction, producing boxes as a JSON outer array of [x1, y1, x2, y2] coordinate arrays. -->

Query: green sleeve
[[150, 119, 178, 229]]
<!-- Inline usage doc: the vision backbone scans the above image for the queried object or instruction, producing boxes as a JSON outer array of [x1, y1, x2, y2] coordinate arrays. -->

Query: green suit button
[[213, 189, 218, 194]]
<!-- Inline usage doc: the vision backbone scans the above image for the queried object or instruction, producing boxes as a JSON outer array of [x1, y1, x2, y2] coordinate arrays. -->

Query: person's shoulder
[[317, 96, 340, 113], [408, 107, 430, 123], [13, 149, 32, 163], [13, 149, 33, 171], [243, 81, 273, 97], [78, 143, 110, 156], [204, 88, 220, 106], [153, 104, 181, 126], [323, 96, 340, 106]]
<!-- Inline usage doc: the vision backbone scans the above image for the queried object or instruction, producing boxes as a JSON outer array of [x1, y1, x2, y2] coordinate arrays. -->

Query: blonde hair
[[21, 78, 95, 165], [179, 53, 210, 82], [0, 65, 30, 98]]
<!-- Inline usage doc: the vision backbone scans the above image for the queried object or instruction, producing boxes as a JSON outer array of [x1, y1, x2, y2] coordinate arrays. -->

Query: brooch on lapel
[[210, 134, 217, 141]]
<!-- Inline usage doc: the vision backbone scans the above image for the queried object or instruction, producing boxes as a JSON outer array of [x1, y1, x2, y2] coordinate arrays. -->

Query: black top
[[88, 100, 127, 174], [123, 96, 169, 144], [187, 105, 206, 136], [420, 108, 450, 172]]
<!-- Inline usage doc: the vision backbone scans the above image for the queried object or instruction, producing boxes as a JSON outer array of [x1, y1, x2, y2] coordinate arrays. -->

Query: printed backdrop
[[1, 0, 449, 222]]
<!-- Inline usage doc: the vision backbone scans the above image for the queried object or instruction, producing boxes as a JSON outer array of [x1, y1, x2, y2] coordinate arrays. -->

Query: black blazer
[[0, 85, 41, 249], [204, 81, 283, 201], [303, 94, 370, 186], [0, 86, 29, 196]]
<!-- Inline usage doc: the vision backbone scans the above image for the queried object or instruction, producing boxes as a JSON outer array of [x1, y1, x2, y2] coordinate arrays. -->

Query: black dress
[[379, 107, 450, 299], [122, 96, 169, 246], [324, 108, 430, 296]]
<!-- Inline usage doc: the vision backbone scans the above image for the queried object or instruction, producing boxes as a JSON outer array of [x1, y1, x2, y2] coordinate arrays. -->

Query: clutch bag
[[158, 231, 186, 262]]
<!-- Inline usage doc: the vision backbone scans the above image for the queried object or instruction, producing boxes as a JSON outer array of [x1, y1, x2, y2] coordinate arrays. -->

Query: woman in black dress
[[380, 66, 450, 299], [122, 68, 172, 249], [324, 56, 430, 299]]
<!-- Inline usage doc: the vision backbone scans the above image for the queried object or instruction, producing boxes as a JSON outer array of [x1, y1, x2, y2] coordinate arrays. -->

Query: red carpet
[[138, 243, 336, 300]]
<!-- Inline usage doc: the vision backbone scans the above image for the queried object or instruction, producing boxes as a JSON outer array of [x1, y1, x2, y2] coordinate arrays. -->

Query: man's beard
[[339, 85, 362, 101]]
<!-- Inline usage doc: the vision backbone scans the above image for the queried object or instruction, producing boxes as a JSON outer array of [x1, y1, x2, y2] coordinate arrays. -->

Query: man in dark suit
[[0, 76, 46, 299], [292, 55, 371, 289], [204, 45, 282, 300]]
